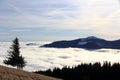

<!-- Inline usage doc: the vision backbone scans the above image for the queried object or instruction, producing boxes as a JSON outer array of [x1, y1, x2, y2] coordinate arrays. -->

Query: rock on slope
[[0, 65, 62, 80]]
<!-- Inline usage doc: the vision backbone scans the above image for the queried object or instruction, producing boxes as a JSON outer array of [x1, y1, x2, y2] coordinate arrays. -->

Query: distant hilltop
[[41, 36, 120, 50]]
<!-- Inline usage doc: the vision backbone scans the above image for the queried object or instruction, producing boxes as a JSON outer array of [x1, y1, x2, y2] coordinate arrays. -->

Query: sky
[[0, 0, 120, 41]]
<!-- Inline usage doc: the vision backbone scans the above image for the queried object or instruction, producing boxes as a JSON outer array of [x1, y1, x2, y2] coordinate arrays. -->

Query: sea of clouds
[[0, 42, 120, 71]]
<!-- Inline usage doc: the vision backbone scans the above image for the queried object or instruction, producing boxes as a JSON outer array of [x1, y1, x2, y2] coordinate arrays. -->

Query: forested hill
[[36, 62, 120, 80], [41, 36, 120, 49]]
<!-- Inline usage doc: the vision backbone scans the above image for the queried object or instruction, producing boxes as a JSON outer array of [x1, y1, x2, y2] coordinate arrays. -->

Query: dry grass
[[0, 65, 62, 80]]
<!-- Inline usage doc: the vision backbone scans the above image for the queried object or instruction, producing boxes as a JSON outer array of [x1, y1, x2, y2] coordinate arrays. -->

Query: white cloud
[[0, 0, 120, 39], [0, 42, 120, 71]]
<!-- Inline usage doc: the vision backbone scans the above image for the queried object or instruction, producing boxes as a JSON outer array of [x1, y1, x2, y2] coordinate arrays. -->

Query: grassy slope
[[0, 65, 62, 80]]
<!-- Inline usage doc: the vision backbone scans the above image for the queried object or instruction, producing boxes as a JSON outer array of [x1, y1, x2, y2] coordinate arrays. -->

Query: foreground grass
[[0, 65, 62, 80]]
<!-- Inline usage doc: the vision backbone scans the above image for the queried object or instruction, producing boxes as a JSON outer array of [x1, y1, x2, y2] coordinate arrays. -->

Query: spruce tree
[[3, 37, 26, 70]]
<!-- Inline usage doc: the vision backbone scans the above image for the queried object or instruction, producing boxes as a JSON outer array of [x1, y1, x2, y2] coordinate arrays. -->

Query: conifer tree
[[3, 37, 26, 70]]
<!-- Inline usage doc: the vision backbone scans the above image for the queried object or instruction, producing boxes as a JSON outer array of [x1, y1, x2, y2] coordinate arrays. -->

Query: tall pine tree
[[3, 37, 26, 70]]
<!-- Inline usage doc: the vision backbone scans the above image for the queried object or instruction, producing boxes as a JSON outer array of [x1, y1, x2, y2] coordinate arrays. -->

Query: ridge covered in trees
[[35, 62, 120, 80], [41, 36, 120, 49]]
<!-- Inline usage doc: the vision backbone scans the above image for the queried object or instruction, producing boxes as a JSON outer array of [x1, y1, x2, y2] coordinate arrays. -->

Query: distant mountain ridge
[[41, 36, 120, 49]]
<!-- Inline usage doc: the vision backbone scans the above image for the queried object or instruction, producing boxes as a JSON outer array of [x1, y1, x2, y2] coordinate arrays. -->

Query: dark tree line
[[35, 62, 120, 80]]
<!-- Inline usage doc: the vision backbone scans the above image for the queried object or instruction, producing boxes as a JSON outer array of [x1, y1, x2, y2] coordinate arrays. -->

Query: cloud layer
[[0, 42, 120, 71]]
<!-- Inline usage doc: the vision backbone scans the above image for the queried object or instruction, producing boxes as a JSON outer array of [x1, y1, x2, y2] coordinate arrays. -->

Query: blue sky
[[0, 0, 120, 41]]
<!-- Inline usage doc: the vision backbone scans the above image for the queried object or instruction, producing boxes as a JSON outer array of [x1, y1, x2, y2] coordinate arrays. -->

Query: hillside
[[0, 65, 62, 80], [41, 36, 120, 49]]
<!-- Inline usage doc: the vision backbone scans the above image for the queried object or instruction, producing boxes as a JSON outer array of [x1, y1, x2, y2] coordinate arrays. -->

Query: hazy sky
[[0, 0, 120, 41]]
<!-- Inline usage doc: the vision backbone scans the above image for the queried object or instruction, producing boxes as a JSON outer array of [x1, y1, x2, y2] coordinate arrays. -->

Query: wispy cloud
[[11, 29, 31, 32], [0, 32, 9, 35], [0, 0, 120, 41]]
